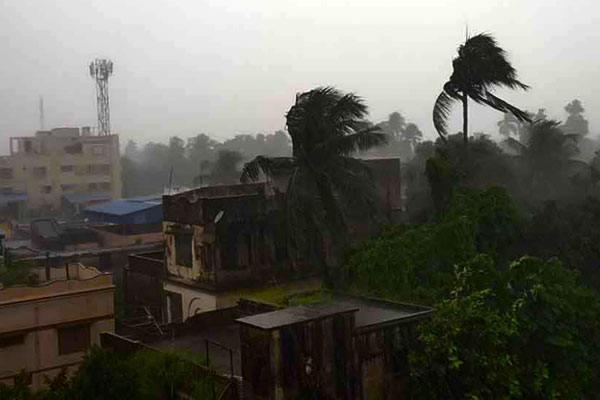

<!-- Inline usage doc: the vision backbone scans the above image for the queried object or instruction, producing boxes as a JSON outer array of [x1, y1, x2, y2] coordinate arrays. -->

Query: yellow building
[[0, 127, 121, 214], [0, 263, 114, 388]]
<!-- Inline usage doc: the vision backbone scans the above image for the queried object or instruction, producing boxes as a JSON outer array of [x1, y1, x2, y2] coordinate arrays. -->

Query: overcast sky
[[1, 0, 598, 153]]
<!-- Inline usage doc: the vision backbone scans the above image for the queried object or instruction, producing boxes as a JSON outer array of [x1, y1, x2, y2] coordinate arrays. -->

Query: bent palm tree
[[433, 33, 531, 145], [241, 87, 386, 273]]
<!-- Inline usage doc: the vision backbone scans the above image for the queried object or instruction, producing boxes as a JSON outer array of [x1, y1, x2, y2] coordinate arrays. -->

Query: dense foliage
[[0, 347, 212, 400], [343, 186, 519, 304], [410, 254, 600, 399]]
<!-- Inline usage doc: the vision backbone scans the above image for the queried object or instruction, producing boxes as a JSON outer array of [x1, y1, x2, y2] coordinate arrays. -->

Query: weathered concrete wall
[[164, 280, 217, 320]]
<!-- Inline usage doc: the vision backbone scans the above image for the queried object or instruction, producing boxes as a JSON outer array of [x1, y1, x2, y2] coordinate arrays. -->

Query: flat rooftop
[[236, 303, 358, 331], [328, 292, 431, 329]]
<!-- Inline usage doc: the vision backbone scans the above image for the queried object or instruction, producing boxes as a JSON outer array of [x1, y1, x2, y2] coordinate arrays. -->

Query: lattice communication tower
[[89, 59, 114, 135]]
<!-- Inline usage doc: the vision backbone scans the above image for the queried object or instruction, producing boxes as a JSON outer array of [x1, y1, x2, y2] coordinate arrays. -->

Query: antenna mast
[[89, 59, 114, 135], [39, 96, 45, 131]]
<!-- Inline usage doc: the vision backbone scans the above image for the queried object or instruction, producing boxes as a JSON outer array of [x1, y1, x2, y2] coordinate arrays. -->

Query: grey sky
[[1, 0, 598, 153]]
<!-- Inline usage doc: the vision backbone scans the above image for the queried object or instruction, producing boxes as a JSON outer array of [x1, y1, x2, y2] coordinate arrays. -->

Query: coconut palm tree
[[240, 87, 386, 271], [433, 33, 531, 145], [506, 119, 580, 197]]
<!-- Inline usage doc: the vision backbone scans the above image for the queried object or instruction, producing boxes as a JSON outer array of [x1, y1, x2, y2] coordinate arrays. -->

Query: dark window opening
[[88, 183, 98, 192], [41, 185, 52, 194], [87, 164, 110, 175], [60, 165, 74, 173], [0, 168, 13, 179], [64, 142, 83, 154], [33, 167, 47, 178], [58, 324, 90, 355], [0, 334, 25, 348], [175, 234, 193, 267]]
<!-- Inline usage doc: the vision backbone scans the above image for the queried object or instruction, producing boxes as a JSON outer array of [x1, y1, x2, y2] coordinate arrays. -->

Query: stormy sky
[[0, 0, 598, 152]]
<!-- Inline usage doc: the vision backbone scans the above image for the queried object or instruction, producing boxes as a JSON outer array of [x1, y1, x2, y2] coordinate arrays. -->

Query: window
[[60, 165, 74, 173], [87, 164, 110, 175], [175, 234, 193, 267], [91, 145, 106, 155], [0, 333, 25, 348], [41, 185, 52, 194], [33, 167, 47, 178], [61, 184, 75, 192], [58, 324, 89, 355], [99, 182, 111, 191], [0, 168, 13, 179], [64, 142, 82, 154], [88, 183, 98, 192]]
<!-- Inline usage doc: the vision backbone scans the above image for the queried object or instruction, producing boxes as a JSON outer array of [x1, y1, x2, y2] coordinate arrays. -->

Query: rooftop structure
[[85, 198, 162, 225]]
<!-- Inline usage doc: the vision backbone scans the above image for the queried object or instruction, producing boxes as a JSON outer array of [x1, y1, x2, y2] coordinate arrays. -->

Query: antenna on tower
[[39, 96, 45, 131], [89, 59, 114, 135]]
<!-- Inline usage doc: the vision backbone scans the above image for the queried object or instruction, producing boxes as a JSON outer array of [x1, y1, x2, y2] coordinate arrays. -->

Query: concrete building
[[124, 159, 402, 326], [0, 127, 121, 215], [0, 263, 115, 388]]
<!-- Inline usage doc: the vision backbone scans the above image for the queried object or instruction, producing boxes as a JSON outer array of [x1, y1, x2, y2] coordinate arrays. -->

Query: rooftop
[[236, 303, 358, 330], [328, 292, 432, 329], [63, 193, 111, 205], [85, 199, 161, 216]]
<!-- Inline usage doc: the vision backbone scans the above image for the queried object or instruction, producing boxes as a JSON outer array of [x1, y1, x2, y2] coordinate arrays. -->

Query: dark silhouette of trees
[[563, 99, 589, 137], [403, 122, 423, 151], [210, 150, 244, 184], [433, 33, 531, 145], [497, 112, 520, 138]]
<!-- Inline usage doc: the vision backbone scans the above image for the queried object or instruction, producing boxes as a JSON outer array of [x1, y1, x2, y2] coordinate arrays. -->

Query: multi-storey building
[[0, 127, 121, 215], [124, 158, 402, 325], [0, 263, 115, 388]]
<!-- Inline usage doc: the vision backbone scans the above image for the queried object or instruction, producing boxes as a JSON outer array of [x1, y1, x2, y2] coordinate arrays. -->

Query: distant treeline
[[121, 98, 595, 198], [120, 111, 424, 197]]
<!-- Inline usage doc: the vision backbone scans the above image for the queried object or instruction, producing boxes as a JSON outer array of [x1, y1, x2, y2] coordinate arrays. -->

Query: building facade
[[0, 263, 115, 388], [0, 127, 121, 214]]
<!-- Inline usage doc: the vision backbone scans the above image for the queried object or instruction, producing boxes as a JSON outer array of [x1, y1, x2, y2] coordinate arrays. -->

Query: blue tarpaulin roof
[[63, 193, 111, 204], [85, 199, 161, 216], [0, 193, 27, 202]]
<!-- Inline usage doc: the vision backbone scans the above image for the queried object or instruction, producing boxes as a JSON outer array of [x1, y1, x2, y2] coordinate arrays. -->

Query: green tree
[[343, 186, 520, 303], [409, 254, 600, 399], [241, 87, 386, 275], [433, 33, 530, 145]]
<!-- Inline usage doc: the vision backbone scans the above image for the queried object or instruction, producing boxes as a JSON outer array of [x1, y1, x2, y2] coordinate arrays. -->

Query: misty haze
[[1, 1, 600, 399]]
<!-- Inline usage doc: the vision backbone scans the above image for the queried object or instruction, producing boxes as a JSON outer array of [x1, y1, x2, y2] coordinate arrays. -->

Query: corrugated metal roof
[[63, 193, 111, 204], [85, 199, 161, 216]]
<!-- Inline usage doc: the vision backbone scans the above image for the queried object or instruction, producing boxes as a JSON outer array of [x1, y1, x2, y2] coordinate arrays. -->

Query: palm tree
[[507, 119, 580, 197], [241, 87, 386, 272], [433, 33, 531, 145]]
